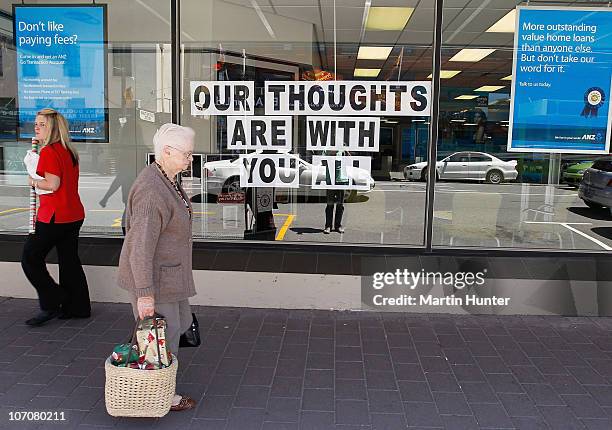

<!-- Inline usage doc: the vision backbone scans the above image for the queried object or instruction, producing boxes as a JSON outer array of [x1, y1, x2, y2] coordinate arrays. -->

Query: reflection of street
[[0, 177, 610, 249]]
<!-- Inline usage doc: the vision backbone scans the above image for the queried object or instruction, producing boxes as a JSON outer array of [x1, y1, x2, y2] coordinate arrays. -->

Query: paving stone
[[335, 379, 367, 400], [366, 390, 403, 413], [538, 405, 585, 429], [404, 402, 444, 427], [266, 397, 300, 422], [336, 400, 370, 425], [432, 392, 471, 416], [309, 339, 334, 354], [271, 376, 303, 398], [299, 410, 334, 430], [369, 414, 407, 430], [235, 385, 270, 408], [302, 388, 334, 411], [470, 402, 513, 428]]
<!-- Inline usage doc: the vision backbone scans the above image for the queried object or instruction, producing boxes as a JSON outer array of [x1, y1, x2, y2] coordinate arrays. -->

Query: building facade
[[0, 0, 610, 315]]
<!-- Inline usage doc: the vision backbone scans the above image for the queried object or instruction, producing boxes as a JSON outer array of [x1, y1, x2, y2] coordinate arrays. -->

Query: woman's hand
[[137, 296, 155, 319], [28, 176, 38, 188]]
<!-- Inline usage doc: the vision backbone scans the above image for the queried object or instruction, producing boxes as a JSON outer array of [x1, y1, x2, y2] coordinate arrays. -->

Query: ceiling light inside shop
[[449, 49, 495, 62], [427, 70, 461, 79], [366, 7, 414, 31], [354, 68, 381, 77], [486, 9, 516, 33], [501, 75, 512, 81], [454, 95, 478, 100], [450, 119, 467, 122], [357, 46, 393, 60], [474, 85, 505, 92], [412, 119, 426, 122]]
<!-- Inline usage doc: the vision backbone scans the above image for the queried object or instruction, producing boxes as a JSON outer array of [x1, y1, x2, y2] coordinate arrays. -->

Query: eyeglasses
[[167, 145, 193, 159]]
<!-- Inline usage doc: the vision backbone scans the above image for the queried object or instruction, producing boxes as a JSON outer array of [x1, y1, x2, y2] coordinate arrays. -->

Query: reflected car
[[562, 161, 593, 186], [579, 157, 612, 215], [203, 155, 375, 200], [403, 151, 518, 184]]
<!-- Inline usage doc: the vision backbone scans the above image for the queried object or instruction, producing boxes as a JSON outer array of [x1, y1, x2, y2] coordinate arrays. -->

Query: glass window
[[592, 158, 612, 172], [469, 154, 492, 162], [434, 0, 612, 251], [182, 0, 436, 245], [447, 153, 469, 162], [0, 0, 171, 236]]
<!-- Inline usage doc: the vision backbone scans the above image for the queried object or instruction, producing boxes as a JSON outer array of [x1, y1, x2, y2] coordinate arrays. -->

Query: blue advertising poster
[[13, 5, 107, 142], [508, 7, 612, 154]]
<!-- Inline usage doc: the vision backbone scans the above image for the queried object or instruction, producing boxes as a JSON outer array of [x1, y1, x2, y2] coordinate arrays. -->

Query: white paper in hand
[[23, 150, 52, 195]]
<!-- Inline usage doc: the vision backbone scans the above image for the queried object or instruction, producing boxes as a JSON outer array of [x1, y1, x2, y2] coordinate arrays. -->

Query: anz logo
[[82, 127, 96, 134], [581, 133, 604, 141]]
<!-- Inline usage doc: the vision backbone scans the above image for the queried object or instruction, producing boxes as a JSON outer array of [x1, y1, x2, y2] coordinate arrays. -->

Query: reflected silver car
[[579, 156, 612, 215], [403, 151, 518, 184], [203, 155, 375, 198]]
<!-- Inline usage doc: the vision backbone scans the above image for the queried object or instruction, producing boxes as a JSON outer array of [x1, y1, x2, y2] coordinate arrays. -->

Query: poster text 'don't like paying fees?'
[[13, 4, 108, 142]]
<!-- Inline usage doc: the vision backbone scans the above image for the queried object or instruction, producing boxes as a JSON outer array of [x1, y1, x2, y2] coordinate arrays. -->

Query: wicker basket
[[104, 355, 178, 417]]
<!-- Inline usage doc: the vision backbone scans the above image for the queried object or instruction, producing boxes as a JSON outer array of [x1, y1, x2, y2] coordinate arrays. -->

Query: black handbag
[[179, 313, 201, 348]]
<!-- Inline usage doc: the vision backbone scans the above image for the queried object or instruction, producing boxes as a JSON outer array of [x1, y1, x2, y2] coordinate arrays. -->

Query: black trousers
[[21, 218, 91, 316], [325, 190, 345, 229]]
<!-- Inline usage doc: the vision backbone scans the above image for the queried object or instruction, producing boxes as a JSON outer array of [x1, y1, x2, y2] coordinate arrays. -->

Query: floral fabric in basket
[[132, 316, 172, 370]]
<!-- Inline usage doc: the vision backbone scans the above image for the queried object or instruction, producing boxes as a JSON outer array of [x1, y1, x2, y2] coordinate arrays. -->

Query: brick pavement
[[1, 297, 612, 429]]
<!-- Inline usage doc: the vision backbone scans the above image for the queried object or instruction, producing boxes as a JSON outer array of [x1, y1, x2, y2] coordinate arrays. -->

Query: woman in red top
[[21, 108, 90, 326]]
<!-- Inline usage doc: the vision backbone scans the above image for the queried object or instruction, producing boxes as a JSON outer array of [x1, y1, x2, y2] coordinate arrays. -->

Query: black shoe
[[25, 310, 61, 327]]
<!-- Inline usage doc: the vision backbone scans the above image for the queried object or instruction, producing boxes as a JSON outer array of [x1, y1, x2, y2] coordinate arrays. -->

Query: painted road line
[[274, 214, 296, 241], [561, 224, 612, 251], [523, 221, 592, 225], [0, 207, 28, 216], [374, 189, 578, 198]]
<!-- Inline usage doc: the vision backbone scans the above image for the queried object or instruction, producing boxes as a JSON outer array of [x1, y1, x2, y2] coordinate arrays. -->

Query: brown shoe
[[170, 396, 196, 412]]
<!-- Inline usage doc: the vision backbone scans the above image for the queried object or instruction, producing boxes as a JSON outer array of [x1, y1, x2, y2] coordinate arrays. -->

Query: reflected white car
[[403, 151, 518, 184], [203, 155, 375, 198]]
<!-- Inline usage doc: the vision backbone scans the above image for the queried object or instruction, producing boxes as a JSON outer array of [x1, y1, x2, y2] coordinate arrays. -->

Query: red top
[[36, 142, 85, 223]]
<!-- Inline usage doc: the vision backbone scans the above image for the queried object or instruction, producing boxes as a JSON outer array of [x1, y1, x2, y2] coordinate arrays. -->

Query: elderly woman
[[117, 123, 196, 412]]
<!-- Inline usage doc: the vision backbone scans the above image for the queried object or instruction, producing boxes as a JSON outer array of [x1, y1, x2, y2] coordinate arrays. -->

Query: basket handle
[[121, 322, 140, 368]]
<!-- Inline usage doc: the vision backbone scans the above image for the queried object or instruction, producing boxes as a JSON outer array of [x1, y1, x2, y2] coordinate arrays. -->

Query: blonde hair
[[36, 108, 79, 165]]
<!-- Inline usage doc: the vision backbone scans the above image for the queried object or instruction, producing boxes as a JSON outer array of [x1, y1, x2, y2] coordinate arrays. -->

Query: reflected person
[[323, 150, 349, 234], [99, 88, 140, 233]]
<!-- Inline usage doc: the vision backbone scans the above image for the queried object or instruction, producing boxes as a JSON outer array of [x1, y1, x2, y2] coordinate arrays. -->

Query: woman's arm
[[29, 172, 60, 192]]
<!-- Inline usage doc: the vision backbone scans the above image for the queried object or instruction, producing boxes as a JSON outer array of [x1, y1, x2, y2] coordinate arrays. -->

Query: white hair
[[153, 123, 195, 160]]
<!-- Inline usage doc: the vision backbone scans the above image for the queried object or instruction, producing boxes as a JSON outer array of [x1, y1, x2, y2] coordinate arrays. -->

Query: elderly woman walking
[[117, 123, 196, 412]]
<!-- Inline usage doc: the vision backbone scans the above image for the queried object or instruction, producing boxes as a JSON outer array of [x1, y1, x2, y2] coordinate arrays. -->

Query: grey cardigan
[[117, 164, 196, 303]]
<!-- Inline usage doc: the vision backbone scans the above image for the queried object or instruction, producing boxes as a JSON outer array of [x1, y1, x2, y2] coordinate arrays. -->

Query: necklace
[[154, 161, 192, 219]]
